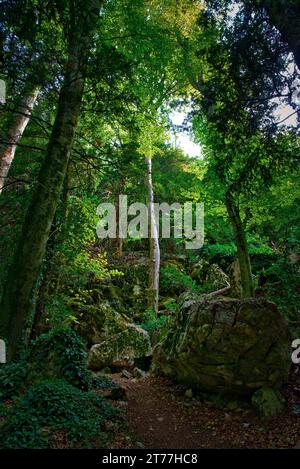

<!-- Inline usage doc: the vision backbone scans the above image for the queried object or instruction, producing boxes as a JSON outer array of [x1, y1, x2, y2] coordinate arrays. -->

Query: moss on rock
[[88, 323, 152, 370], [191, 259, 229, 290], [153, 296, 290, 396], [252, 386, 285, 420]]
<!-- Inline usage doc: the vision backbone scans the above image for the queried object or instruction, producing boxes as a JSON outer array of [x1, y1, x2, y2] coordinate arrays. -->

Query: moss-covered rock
[[75, 303, 106, 346], [252, 386, 285, 420], [153, 296, 290, 395], [191, 259, 229, 290], [88, 323, 152, 370]]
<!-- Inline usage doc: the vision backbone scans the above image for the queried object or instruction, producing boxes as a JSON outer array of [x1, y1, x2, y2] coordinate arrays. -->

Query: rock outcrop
[[88, 323, 152, 370], [191, 259, 229, 290], [153, 295, 290, 396]]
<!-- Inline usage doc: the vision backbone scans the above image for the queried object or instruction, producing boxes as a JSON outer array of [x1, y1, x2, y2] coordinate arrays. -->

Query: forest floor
[[108, 373, 300, 449]]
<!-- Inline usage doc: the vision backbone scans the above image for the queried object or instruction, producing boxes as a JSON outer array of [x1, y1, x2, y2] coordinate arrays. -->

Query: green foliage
[[163, 297, 177, 312], [140, 307, 171, 340], [201, 241, 278, 273], [258, 258, 300, 335], [201, 243, 236, 270], [43, 293, 79, 328], [0, 362, 28, 402], [92, 374, 117, 391], [160, 265, 199, 295], [0, 379, 120, 449], [27, 328, 92, 390]]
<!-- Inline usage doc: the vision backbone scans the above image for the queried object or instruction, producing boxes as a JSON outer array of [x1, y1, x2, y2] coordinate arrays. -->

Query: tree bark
[[225, 194, 254, 298], [0, 1, 101, 360], [257, 0, 300, 70], [145, 156, 160, 314], [30, 170, 70, 342], [0, 87, 40, 194], [115, 178, 125, 258]]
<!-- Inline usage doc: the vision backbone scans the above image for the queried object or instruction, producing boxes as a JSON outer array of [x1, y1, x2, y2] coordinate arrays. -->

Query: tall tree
[[252, 0, 300, 70], [186, 5, 298, 297], [0, 85, 40, 194], [137, 117, 165, 314], [0, 0, 102, 360]]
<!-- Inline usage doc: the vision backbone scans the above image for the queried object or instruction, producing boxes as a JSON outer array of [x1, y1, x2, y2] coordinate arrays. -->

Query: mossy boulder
[[75, 304, 106, 347], [153, 296, 290, 395], [88, 323, 152, 370], [112, 259, 149, 320], [191, 259, 229, 290], [252, 386, 285, 420], [76, 300, 134, 347]]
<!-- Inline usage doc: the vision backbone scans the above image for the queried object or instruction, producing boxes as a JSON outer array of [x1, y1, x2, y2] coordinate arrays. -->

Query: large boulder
[[153, 296, 290, 395], [88, 323, 152, 370]]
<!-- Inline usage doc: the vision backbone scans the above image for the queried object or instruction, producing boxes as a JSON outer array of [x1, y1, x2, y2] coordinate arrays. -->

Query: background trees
[[182, 1, 300, 297], [0, 0, 299, 451], [0, 0, 299, 356]]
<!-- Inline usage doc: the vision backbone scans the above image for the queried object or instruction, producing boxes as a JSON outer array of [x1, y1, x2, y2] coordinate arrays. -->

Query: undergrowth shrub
[[258, 258, 300, 336], [140, 307, 171, 341], [27, 328, 92, 390], [201, 242, 278, 273], [0, 379, 121, 449], [92, 374, 117, 390], [160, 265, 199, 295], [0, 362, 28, 401]]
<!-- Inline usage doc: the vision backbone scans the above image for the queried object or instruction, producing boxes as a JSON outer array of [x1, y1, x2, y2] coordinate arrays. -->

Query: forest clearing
[[0, 0, 300, 457]]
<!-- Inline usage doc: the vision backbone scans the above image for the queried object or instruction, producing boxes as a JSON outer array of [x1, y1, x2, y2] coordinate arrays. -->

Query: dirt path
[[111, 374, 300, 449]]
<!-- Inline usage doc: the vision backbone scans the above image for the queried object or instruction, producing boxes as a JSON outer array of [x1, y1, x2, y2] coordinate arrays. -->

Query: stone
[[153, 296, 290, 396], [191, 259, 229, 290], [136, 441, 145, 449], [75, 302, 114, 347], [133, 367, 146, 379], [88, 323, 152, 371], [122, 369, 132, 379], [185, 388, 193, 399], [252, 386, 285, 420]]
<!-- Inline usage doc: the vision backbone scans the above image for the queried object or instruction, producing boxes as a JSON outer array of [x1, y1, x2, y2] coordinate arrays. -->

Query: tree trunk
[[30, 171, 70, 342], [0, 2, 101, 360], [225, 194, 253, 298], [115, 178, 125, 258], [258, 0, 300, 70], [0, 87, 40, 194], [145, 156, 160, 314]]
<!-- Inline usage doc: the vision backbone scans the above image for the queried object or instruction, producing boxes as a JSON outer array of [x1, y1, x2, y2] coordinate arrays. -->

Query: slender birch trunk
[[225, 193, 254, 298], [145, 156, 160, 314], [0, 87, 40, 194], [0, 1, 101, 360], [115, 178, 125, 257]]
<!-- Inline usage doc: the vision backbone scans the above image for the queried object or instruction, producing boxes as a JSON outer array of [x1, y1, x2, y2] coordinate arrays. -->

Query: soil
[[110, 370, 300, 449]]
